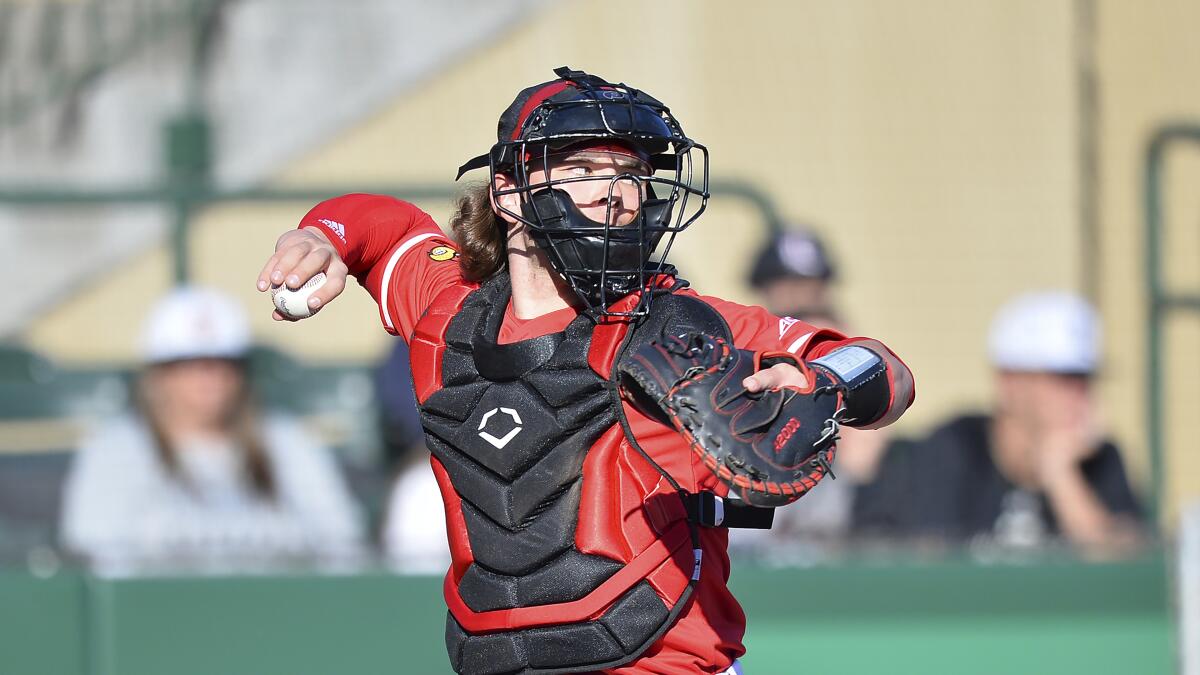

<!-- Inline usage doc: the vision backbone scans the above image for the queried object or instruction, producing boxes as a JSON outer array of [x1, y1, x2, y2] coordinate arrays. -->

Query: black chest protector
[[418, 273, 738, 675]]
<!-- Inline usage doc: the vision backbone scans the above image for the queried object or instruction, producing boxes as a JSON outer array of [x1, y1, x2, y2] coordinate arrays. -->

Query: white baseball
[[271, 272, 327, 319]]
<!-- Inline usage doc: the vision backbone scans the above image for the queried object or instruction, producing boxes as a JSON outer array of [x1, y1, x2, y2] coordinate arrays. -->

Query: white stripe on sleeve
[[785, 330, 815, 355], [380, 232, 440, 331]]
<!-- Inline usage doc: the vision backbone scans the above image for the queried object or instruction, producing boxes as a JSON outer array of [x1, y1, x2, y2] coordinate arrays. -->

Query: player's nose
[[597, 176, 643, 224]]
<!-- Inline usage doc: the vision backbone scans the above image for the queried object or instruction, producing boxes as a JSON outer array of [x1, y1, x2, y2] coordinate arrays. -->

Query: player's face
[[996, 371, 1093, 424], [527, 149, 652, 227], [148, 358, 244, 428], [761, 277, 834, 327]]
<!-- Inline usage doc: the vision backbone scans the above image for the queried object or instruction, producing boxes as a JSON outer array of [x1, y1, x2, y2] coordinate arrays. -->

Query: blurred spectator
[[734, 229, 891, 557], [59, 287, 364, 573], [375, 339, 450, 573], [748, 227, 838, 328], [375, 339, 426, 471], [381, 451, 450, 574], [857, 292, 1143, 556]]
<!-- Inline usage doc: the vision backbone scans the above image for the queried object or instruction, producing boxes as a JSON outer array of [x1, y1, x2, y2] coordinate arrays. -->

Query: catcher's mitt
[[618, 332, 847, 508]]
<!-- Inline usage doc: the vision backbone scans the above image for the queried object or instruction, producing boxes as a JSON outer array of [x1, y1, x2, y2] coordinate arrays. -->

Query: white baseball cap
[[987, 291, 1100, 374], [140, 287, 252, 364]]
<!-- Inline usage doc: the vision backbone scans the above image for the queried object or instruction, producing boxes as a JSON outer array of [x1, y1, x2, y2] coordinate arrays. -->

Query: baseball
[[271, 272, 326, 319]]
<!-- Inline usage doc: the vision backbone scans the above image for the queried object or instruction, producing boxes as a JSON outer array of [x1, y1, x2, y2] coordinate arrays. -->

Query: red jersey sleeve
[[695, 293, 847, 357], [698, 292, 915, 427], [298, 193, 464, 341]]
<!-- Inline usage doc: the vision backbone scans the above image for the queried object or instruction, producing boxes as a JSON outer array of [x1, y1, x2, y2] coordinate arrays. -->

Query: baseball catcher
[[258, 66, 914, 674]]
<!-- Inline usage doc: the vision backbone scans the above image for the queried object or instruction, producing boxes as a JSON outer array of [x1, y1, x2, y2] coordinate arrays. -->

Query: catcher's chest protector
[[409, 274, 729, 675]]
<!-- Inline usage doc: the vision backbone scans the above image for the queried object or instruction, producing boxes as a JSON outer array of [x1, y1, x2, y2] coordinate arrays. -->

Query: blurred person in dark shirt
[[375, 339, 425, 470], [856, 291, 1142, 556], [734, 229, 894, 555], [375, 339, 450, 572]]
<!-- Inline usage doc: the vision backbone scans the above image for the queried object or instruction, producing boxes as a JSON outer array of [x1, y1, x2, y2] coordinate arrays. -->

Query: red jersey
[[300, 194, 886, 673]]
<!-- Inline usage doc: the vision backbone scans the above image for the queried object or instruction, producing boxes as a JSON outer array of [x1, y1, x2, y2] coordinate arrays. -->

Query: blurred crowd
[[0, 226, 1146, 575], [736, 228, 1144, 563]]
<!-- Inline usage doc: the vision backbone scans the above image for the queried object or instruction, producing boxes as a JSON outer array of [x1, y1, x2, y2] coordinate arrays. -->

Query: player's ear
[[491, 173, 521, 227]]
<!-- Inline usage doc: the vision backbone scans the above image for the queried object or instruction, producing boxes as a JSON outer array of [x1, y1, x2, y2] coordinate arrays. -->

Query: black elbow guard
[[808, 345, 891, 426]]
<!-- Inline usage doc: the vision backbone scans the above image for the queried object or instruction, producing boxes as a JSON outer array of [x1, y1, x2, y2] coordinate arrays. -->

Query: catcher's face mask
[[457, 66, 709, 318]]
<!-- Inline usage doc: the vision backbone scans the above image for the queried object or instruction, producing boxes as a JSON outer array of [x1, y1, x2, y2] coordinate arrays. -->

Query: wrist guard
[[809, 345, 889, 426]]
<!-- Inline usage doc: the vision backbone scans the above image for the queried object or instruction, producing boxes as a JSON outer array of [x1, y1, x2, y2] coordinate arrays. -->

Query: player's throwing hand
[[256, 227, 349, 321]]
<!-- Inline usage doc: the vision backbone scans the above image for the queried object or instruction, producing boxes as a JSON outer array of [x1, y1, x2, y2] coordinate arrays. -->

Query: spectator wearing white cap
[[60, 287, 364, 573], [856, 291, 1142, 556]]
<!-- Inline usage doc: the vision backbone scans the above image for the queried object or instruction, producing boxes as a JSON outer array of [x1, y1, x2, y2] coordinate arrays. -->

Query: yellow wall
[[23, 0, 1200, 520], [1094, 0, 1200, 522]]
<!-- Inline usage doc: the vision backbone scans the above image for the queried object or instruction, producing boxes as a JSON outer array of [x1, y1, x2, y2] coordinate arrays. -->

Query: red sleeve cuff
[[299, 217, 351, 261]]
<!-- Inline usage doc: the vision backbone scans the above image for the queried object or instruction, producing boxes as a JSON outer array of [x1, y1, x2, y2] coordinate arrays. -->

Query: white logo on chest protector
[[477, 407, 523, 449]]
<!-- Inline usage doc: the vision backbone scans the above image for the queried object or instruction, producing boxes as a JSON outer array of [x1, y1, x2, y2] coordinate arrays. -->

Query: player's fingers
[[267, 242, 316, 289], [307, 259, 348, 312], [742, 366, 780, 393], [257, 250, 286, 292], [258, 230, 313, 291], [743, 363, 809, 393], [284, 247, 334, 290]]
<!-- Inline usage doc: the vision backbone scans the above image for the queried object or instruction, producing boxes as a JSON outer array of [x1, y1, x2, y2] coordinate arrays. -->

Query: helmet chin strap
[[520, 187, 672, 314]]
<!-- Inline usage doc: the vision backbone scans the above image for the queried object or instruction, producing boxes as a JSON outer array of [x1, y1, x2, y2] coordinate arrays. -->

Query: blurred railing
[[0, 177, 786, 284], [1143, 122, 1200, 527]]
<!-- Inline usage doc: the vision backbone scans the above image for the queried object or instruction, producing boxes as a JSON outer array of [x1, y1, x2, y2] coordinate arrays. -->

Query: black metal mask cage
[[486, 75, 710, 318]]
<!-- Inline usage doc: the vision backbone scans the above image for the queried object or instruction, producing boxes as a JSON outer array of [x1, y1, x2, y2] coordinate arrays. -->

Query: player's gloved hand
[[256, 227, 349, 321], [618, 333, 848, 507]]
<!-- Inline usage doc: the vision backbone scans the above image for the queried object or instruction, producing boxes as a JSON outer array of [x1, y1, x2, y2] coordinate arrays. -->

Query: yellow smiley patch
[[428, 245, 459, 262]]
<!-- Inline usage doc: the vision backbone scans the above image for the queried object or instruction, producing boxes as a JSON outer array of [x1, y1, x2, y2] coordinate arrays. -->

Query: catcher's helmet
[[457, 66, 709, 317]]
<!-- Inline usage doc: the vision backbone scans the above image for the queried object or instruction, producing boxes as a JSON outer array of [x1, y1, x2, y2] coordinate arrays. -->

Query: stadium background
[[1, 0, 1197, 673]]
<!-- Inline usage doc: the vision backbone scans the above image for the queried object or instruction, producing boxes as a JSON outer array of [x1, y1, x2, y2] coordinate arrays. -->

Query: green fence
[[1, 554, 1172, 675]]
